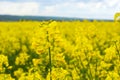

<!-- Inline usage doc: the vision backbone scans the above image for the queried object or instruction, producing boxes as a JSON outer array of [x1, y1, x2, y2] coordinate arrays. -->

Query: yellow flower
[[0, 54, 9, 72], [32, 59, 42, 66], [15, 52, 29, 65], [14, 68, 23, 78]]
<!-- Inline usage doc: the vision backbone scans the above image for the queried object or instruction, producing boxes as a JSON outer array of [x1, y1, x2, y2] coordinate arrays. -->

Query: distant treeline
[[0, 15, 113, 21]]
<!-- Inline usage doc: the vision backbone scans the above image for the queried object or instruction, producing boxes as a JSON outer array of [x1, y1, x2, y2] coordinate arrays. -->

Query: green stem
[[78, 56, 92, 80], [73, 63, 81, 79], [95, 59, 98, 80], [84, 51, 93, 80], [48, 47, 52, 80], [46, 31, 52, 80], [114, 42, 120, 61]]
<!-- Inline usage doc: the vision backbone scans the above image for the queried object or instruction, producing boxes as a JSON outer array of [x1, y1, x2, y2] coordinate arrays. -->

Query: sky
[[0, 0, 120, 19]]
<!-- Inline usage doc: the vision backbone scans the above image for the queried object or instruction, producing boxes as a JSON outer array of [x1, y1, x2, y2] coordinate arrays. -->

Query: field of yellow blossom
[[0, 20, 120, 80]]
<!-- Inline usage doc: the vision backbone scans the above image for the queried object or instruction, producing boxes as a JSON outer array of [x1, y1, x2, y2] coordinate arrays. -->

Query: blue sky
[[0, 0, 120, 19]]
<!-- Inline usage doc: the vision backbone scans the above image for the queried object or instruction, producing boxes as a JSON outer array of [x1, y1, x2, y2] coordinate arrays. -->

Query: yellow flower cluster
[[0, 21, 120, 80], [0, 54, 9, 72]]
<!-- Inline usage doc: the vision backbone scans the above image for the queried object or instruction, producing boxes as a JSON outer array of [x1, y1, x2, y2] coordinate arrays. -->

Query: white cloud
[[44, 6, 57, 13], [38, 2, 108, 18], [0, 0, 120, 19], [39, 0, 120, 19], [0, 1, 39, 15], [104, 0, 119, 7]]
